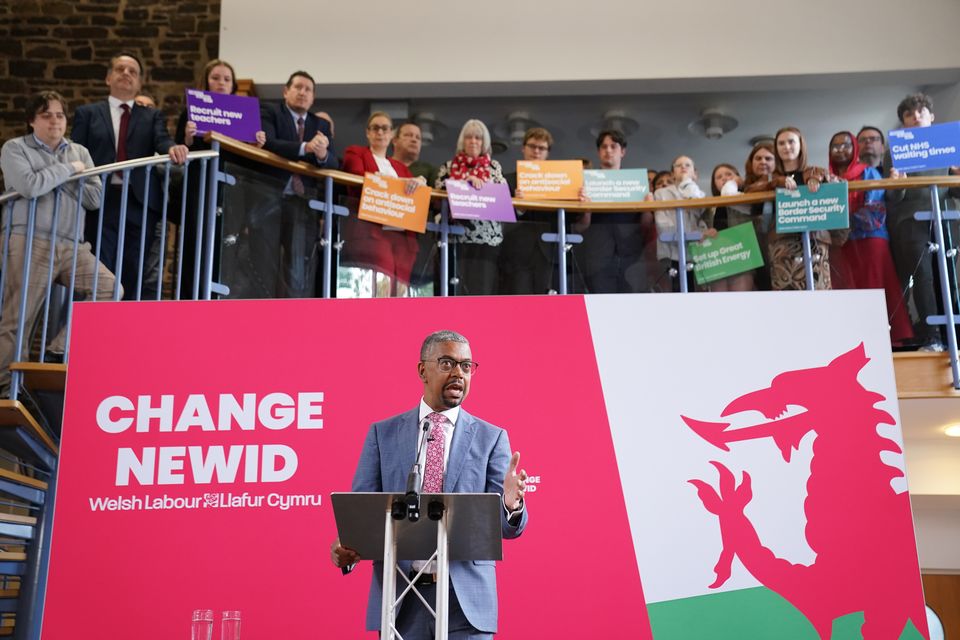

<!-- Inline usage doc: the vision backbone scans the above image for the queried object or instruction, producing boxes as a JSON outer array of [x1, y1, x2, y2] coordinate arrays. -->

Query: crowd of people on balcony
[[1, 52, 959, 360]]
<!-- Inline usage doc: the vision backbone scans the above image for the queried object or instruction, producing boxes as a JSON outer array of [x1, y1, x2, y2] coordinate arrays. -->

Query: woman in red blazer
[[340, 112, 427, 295]]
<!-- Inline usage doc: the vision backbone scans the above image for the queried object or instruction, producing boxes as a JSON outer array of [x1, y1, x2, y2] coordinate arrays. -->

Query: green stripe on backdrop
[[647, 587, 925, 639]]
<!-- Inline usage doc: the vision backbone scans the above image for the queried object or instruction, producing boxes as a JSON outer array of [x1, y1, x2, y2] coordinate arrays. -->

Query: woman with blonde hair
[[340, 111, 425, 295], [435, 119, 507, 295]]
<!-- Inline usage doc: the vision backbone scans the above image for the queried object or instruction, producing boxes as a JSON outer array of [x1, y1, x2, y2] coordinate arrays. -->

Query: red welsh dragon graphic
[[684, 344, 929, 639]]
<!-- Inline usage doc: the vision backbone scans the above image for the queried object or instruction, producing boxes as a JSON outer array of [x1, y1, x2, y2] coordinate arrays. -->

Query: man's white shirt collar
[[418, 399, 459, 426], [108, 96, 135, 111], [286, 105, 307, 124]]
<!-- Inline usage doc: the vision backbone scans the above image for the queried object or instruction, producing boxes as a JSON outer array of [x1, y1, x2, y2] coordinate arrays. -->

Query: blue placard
[[888, 121, 960, 173], [775, 182, 849, 233]]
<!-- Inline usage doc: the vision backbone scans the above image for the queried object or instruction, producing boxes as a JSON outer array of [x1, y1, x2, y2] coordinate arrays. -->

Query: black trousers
[[454, 243, 500, 296], [277, 195, 319, 298], [86, 185, 158, 300]]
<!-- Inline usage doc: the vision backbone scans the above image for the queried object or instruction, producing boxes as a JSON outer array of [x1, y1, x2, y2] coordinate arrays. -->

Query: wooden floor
[[893, 352, 960, 398]]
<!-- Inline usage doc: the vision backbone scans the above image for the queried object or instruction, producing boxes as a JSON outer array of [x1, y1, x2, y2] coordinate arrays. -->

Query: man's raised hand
[[503, 451, 527, 511]]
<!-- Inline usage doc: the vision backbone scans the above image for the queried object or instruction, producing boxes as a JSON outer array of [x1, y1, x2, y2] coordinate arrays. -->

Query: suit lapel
[[279, 105, 298, 140], [126, 105, 144, 148], [303, 113, 320, 140], [390, 408, 421, 490], [445, 409, 477, 491], [97, 102, 116, 152]]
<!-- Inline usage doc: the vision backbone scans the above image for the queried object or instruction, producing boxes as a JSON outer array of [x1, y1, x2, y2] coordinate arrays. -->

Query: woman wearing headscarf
[[828, 130, 913, 345]]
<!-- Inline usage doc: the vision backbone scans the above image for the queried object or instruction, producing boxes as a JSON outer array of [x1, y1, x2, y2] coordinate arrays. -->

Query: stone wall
[[0, 0, 221, 148]]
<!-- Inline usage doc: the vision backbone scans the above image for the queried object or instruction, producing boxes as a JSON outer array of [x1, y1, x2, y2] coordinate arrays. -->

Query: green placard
[[775, 182, 849, 232], [688, 222, 765, 285]]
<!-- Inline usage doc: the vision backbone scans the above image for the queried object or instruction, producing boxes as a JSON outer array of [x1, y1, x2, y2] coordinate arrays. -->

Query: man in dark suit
[[331, 330, 528, 639], [71, 52, 188, 300], [260, 70, 336, 298]]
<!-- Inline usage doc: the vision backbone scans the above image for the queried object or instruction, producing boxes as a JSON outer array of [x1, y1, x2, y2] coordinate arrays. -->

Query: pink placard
[[43, 297, 643, 639]]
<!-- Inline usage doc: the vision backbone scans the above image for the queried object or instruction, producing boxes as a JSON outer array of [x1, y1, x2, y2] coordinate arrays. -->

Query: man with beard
[[330, 330, 528, 639], [825, 127, 914, 345]]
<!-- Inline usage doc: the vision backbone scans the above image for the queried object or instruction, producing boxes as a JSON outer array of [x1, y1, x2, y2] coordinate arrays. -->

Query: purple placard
[[185, 89, 262, 142], [445, 180, 517, 222]]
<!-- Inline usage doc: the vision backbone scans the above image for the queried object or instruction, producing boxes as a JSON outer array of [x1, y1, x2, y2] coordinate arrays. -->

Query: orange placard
[[357, 173, 431, 233], [516, 160, 584, 200]]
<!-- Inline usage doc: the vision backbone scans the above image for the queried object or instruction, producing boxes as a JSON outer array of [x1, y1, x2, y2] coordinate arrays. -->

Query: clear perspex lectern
[[332, 492, 502, 640]]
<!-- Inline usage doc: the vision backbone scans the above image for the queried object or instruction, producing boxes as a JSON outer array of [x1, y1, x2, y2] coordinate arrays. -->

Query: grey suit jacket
[[351, 406, 528, 633]]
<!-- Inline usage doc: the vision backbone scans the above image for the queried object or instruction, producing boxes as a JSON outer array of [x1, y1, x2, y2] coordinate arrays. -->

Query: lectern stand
[[332, 492, 502, 640]]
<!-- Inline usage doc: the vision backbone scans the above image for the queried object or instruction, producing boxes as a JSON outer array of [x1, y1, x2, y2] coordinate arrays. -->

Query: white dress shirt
[[107, 95, 135, 152], [285, 105, 309, 158], [373, 153, 398, 178], [415, 397, 523, 524]]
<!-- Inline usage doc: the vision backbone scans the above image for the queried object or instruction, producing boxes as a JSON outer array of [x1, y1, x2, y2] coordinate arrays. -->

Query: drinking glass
[[221, 610, 241, 640], [191, 609, 213, 640]]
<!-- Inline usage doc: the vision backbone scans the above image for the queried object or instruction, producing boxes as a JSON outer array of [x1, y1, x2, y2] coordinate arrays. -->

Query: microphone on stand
[[404, 419, 432, 522]]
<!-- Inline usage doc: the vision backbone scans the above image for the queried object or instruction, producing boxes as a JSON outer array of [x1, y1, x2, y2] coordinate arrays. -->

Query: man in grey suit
[[331, 330, 528, 639]]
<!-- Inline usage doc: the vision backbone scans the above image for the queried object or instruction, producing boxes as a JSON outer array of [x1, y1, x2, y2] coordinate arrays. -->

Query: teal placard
[[689, 222, 765, 285], [775, 182, 849, 233], [583, 168, 649, 202]]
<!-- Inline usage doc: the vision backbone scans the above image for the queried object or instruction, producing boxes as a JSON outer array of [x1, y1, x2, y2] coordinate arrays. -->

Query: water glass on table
[[221, 610, 242, 640], [191, 609, 213, 640]]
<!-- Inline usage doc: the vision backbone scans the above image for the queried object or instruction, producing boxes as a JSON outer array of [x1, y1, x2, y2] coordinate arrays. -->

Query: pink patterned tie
[[421, 413, 446, 493]]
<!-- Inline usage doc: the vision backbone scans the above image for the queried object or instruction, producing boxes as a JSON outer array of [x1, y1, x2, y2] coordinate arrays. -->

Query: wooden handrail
[[206, 132, 960, 214]]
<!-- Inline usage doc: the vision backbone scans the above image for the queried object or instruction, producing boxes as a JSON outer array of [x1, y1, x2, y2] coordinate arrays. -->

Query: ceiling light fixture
[[590, 109, 639, 138], [688, 108, 739, 141], [411, 112, 446, 147], [499, 111, 539, 147]]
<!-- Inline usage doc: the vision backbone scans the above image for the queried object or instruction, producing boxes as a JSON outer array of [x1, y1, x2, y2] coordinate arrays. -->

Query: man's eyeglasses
[[524, 143, 549, 153], [368, 124, 392, 133], [858, 135, 882, 144], [425, 357, 479, 375]]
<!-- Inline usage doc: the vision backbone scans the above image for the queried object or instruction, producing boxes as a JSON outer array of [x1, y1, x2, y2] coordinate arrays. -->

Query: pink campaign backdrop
[[42, 296, 649, 639]]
